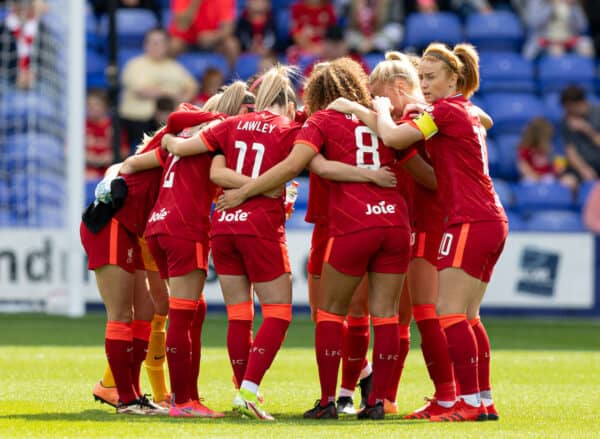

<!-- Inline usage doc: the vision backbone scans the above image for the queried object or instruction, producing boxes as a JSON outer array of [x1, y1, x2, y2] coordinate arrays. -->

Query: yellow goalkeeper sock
[[144, 313, 169, 402], [101, 363, 116, 388]]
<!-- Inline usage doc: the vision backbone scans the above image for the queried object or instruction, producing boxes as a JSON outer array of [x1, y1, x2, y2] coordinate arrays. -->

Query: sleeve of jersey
[[396, 146, 418, 165], [295, 118, 325, 153], [406, 110, 439, 140], [155, 147, 169, 168], [199, 125, 222, 153]]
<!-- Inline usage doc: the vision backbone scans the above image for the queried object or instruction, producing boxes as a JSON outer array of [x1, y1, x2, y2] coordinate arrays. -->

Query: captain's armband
[[412, 111, 438, 140]]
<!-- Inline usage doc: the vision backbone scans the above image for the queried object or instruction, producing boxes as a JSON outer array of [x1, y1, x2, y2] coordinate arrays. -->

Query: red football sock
[[470, 317, 491, 392], [341, 315, 370, 392], [440, 314, 479, 397], [368, 316, 400, 406], [315, 309, 345, 407], [131, 320, 151, 397], [105, 321, 137, 404], [226, 301, 254, 389], [413, 304, 456, 401], [189, 297, 207, 401], [243, 304, 292, 386], [166, 297, 196, 404], [385, 323, 410, 402]]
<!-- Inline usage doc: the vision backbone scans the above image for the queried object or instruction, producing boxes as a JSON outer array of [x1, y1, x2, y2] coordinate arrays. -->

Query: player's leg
[[131, 270, 154, 400]]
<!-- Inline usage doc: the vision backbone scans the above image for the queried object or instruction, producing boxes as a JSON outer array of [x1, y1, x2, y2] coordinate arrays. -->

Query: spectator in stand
[[517, 117, 577, 189], [149, 96, 177, 133], [85, 89, 129, 180], [560, 85, 600, 185], [119, 28, 198, 151], [194, 67, 225, 107], [89, 0, 162, 23], [3, 0, 48, 89], [235, 0, 281, 55], [523, 0, 594, 59], [168, 0, 239, 68], [345, 0, 404, 55], [287, 0, 337, 65]]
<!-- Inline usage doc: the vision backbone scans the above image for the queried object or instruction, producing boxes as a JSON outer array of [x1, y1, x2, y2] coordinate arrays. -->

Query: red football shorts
[[324, 226, 411, 276], [437, 220, 508, 282], [211, 235, 291, 283], [411, 229, 444, 266], [307, 223, 329, 275], [80, 219, 141, 273], [145, 234, 209, 279]]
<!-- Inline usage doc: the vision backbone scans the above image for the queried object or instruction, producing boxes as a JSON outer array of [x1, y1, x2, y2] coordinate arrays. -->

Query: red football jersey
[[115, 147, 169, 237], [305, 172, 329, 225], [201, 111, 301, 242], [410, 95, 507, 226], [297, 110, 409, 236], [290, 2, 336, 43]]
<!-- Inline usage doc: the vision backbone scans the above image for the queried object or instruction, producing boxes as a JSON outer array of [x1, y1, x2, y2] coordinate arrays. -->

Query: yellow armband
[[413, 111, 438, 140]]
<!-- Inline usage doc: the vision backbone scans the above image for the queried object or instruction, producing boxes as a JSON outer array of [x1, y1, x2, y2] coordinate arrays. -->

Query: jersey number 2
[[162, 155, 181, 188], [235, 140, 265, 178]]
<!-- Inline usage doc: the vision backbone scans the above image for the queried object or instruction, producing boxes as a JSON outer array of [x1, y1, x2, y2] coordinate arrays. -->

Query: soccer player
[[349, 43, 506, 422], [144, 83, 254, 418], [216, 58, 412, 420]]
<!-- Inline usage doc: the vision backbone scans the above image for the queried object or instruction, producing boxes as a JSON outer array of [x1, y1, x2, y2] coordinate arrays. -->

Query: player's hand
[[216, 187, 248, 211], [327, 97, 357, 114], [372, 96, 393, 115], [161, 133, 175, 151], [371, 166, 397, 188], [402, 102, 428, 118]]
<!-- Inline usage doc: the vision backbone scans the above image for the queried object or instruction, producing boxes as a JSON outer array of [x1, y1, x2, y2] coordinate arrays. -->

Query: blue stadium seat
[[177, 52, 230, 80], [86, 9, 102, 51], [162, 8, 172, 28], [577, 180, 597, 209], [86, 50, 107, 88], [526, 210, 584, 232], [537, 55, 595, 94], [363, 53, 385, 73], [293, 177, 310, 210], [234, 53, 261, 80], [487, 137, 500, 177], [485, 93, 544, 136], [5, 134, 64, 175], [513, 182, 574, 212], [465, 11, 524, 52], [479, 52, 535, 93], [404, 13, 462, 50], [118, 48, 143, 70], [542, 93, 563, 126], [275, 8, 291, 42], [494, 135, 521, 180], [506, 210, 526, 231], [99, 9, 159, 49], [492, 178, 513, 208]]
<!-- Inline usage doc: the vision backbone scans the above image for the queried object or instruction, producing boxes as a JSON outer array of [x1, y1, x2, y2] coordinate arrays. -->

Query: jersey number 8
[[355, 126, 381, 170]]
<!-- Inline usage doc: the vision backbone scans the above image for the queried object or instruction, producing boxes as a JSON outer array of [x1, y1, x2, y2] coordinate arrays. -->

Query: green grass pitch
[[0, 313, 599, 438]]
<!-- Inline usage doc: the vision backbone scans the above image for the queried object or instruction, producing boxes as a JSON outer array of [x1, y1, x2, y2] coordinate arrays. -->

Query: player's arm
[[210, 155, 252, 188], [216, 142, 316, 211], [119, 149, 162, 174], [473, 105, 493, 130], [327, 98, 379, 134], [402, 154, 437, 190], [374, 97, 430, 149], [163, 120, 221, 157], [308, 154, 397, 188]]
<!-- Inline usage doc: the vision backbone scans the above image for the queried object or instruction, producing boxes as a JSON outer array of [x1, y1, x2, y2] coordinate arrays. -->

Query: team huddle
[[80, 41, 508, 422]]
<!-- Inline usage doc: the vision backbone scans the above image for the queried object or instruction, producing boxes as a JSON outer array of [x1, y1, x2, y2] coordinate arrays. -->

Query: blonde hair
[[369, 51, 422, 100], [214, 81, 248, 115], [422, 43, 480, 98], [255, 64, 297, 112], [303, 57, 371, 115], [202, 93, 222, 112]]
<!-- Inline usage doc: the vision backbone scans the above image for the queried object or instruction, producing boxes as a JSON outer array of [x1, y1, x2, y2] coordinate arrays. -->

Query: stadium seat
[[526, 210, 584, 232], [485, 93, 544, 136], [492, 178, 513, 208], [86, 9, 102, 51], [162, 8, 172, 28], [86, 50, 107, 88], [506, 210, 526, 231], [537, 55, 595, 94], [479, 52, 535, 93], [576, 180, 597, 209], [234, 53, 261, 80], [0, 92, 59, 136], [177, 52, 230, 80], [4, 134, 64, 175], [99, 9, 159, 49], [487, 137, 500, 177], [465, 11, 524, 52], [363, 53, 385, 73], [513, 181, 574, 212], [494, 134, 521, 180], [404, 13, 462, 50], [275, 8, 291, 42]]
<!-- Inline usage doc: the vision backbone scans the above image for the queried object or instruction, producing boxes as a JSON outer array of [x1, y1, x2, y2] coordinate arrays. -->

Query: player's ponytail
[[255, 64, 297, 112], [453, 43, 480, 98], [201, 93, 222, 112], [215, 81, 249, 116], [369, 51, 421, 100]]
